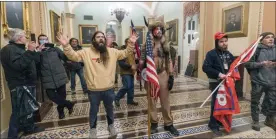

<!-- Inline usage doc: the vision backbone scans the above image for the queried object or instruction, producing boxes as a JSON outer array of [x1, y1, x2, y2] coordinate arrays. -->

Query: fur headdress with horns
[[144, 15, 172, 32], [143, 15, 171, 54]]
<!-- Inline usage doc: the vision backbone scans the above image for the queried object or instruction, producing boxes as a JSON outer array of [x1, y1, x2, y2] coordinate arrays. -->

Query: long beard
[[92, 41, 109, 66], [93, 41, 107, 53]]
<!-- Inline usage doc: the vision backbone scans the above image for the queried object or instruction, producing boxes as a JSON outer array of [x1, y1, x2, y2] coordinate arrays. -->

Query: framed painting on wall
[[130, 26, 145, 47], [1, 1, 30, 36], [222, 2, 249, 38], [50, 10, 60, 43], [166, 19, 179, 46], [79, 24, 98, 47]]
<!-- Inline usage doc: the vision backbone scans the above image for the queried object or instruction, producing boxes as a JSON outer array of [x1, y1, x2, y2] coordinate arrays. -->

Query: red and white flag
[[213, 37, 262, 133]]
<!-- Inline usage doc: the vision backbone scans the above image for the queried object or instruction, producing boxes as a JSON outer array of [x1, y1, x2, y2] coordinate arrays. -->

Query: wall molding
[[65, 13, 75, 18]]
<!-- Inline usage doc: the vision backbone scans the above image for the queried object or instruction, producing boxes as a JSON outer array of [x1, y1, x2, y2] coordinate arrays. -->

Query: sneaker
[[264, 116, 276, 131], [252, 121, 260, 131], [164, 125, 179, 136], [151, 123, 158, 134], [108, 124, 117, 137], [127, 101, 138, 106], [115, 100, 120, 107], [89, 128, 97, 138], [210, 129, 223, 136]]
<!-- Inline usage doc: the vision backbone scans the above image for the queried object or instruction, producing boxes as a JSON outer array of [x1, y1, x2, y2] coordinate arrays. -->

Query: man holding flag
[[202, 32, 235, 136], [140, 17, 179, 136]]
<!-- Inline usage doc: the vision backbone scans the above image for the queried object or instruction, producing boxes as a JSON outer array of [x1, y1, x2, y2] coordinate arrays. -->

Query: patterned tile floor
[[42, 89, 211, 122], [140, 114, 270, 139], [23, 76, 269, 139], [66, 75, 204, 93], [217, 126, 275, 138], [25, 101, 251, 138], [65, 83, 209, 101]]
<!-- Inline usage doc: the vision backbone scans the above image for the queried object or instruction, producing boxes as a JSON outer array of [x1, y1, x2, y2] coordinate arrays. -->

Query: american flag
[[145, 31, 160, 99], [131, 20, 141, 58]]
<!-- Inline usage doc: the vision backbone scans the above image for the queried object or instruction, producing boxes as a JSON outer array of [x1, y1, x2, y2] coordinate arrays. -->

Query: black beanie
[[260, 32, 274, 41]]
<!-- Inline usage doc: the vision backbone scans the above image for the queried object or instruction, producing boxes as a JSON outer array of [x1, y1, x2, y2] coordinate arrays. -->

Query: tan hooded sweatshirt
[[63, 44, 134, 91]]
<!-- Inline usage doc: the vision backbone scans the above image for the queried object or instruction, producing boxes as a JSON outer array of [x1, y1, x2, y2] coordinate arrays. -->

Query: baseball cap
[[214, 32, 228, 40]]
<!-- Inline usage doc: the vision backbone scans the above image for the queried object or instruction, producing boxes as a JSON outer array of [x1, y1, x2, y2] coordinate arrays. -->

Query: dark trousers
[[8, 86, 36, 138], [70, 68, 88, 91], [115, 74, 135, 103], [208, 82, 222, 130], [46, 84, 72, 114], [88, 89, 115, 128], [251, 82, 276, 122]]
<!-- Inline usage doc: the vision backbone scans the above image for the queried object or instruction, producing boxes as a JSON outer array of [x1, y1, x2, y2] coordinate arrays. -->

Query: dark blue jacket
[[202, 49, 235, 80]]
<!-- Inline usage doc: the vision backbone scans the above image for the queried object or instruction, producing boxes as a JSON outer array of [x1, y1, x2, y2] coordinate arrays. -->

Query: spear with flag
[[199, 36, 263, 133], [130, 20, 142, 91]]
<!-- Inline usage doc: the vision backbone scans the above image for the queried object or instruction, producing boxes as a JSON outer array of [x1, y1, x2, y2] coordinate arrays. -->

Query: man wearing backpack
[[245, 32, 276, 131]]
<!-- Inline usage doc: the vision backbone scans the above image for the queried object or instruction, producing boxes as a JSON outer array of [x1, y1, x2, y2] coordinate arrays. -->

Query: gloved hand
[[168, 75, 174, 91]]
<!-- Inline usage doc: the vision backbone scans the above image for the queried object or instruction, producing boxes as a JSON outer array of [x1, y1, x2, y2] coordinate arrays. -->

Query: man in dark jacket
[[202, 32, 235, 136], [37, 34, 75, 119], [245, 32, 276, 131], [114, 38, 138, 106], [0, 28, 45, 138], [67, 38, 88, 94]]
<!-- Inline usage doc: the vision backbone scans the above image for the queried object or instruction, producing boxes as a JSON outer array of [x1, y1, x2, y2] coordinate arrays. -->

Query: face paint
[[153, 27, 162, 37]]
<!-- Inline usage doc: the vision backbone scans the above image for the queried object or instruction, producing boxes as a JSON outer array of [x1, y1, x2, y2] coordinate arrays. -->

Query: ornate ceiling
[[67, 2, 158, 16]]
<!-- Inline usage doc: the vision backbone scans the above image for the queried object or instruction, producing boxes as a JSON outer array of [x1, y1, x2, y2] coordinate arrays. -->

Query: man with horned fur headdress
[[140, 16, 179, 136]]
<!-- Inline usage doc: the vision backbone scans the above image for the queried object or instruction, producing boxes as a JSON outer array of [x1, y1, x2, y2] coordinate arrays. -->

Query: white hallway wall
[[72, 2, 150, 46], [154, 2, 186, 73]]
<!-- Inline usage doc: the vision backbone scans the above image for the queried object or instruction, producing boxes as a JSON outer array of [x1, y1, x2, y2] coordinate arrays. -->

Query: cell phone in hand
[[30, 33, 36, 43], [44, 43, 55, 48]]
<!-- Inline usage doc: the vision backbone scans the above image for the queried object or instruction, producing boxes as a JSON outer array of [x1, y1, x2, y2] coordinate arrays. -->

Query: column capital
[[65, 13, 75, 18]]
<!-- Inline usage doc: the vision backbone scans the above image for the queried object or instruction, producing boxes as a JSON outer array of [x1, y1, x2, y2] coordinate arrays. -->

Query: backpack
[[245, 48, 261, 75]]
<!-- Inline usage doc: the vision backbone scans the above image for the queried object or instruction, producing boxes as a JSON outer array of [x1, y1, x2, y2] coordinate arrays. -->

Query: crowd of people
[[0, 24, 275, 138]]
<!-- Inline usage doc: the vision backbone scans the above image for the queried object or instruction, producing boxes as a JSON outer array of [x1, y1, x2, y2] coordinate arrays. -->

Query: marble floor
[[23, 75, 275, 138]]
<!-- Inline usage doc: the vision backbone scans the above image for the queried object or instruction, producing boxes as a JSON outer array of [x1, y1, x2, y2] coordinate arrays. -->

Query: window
[[188, 34, 191, 44], [192, 21, 195, 30], [188, 20, 191, 30]]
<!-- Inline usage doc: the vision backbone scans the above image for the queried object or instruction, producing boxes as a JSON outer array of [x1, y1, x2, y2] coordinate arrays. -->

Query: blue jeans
[[88, 89, 115, 128], [115, 74, 134, 103], [70, 68, 87, 91]]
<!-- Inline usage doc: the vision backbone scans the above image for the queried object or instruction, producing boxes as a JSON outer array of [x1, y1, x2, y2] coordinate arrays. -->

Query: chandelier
[[110, 6, 130, 23]]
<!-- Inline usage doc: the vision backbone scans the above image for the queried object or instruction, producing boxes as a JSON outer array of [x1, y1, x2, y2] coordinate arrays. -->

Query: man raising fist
[[56, 31, 138, 138]]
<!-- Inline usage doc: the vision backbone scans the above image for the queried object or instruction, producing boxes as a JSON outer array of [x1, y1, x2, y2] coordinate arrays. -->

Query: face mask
[[39, 40, 48, 45]]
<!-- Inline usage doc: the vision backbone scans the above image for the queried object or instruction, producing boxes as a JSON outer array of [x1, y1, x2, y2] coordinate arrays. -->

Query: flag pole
[[147, 83, 151, 138], [199, 79, 225, 108]]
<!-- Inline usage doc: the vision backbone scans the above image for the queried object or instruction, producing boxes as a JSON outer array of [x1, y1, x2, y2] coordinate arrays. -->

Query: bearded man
[[56, 31, 138, 138], [202, 32, 235, 136], [139, 18, 179, 136]]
